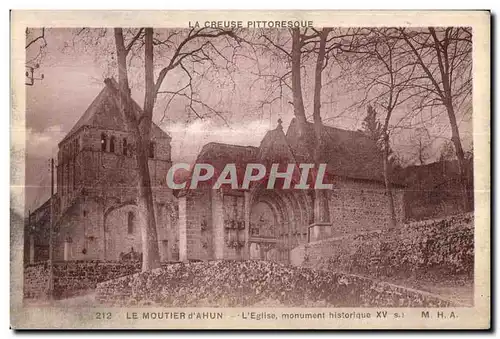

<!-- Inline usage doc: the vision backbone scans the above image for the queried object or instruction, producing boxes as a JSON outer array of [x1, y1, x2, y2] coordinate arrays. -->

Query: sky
[[22, 27, 473, 214]]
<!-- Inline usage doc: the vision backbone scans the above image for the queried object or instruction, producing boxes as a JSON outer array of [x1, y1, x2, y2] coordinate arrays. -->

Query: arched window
[[110, 136, 116, 153], [100, 133, 107, 152], [149, 141, 155, 158], [127, 212, 135, 234], [123, 138, 128, 156]]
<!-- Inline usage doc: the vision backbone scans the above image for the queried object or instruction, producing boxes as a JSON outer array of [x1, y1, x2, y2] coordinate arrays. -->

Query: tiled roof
[[178, 117, 395, 191], [60, 78, 170, 144], [285, 118, 388, 183]]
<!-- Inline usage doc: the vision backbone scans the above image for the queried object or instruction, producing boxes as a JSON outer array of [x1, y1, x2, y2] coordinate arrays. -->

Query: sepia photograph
[[10, 10, 490, 329]]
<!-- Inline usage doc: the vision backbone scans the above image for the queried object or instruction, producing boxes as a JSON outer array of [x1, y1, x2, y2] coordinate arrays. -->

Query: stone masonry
[[28, 81, 407, 267], [27, 79, 178, 263]]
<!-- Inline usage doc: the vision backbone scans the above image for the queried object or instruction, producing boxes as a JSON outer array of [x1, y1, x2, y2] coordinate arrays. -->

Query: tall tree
[[110, 27, 239, 271], [311, 28, 332, 223], [251, 27, 355, 224], [410, 127, 433, 165], [361, 105, 400, 228], [290, 28, 308, 133], [287, 27, 334, 223], [362, 105, 383, 143], [400, 27, 472, 211], [339, 28, 420, 228]]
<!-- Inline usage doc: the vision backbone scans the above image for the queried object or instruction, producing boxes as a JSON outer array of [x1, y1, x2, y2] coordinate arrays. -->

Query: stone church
[[25, 79, 406, 265], [175, 118, 405, 263], [26, 79, 178, 263]]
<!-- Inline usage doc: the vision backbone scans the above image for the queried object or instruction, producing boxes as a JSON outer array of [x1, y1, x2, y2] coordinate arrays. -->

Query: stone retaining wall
[[23, 260, 141, 299], [291, 213, 474, 280], [23, 262, 50, 299]]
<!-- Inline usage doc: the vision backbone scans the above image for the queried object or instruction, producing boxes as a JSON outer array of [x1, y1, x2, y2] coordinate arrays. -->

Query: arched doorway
[[104, 204, 141, 261], [249, 201, 278, 260], [248, 187, 313, 263]]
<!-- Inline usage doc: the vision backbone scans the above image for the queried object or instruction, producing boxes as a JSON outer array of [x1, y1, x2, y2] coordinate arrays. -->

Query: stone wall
[[180, 189, 248, 262], [51, 118, 175, 262], [23, 261, 141, 299], [179, 192, 211, 261], [178, 178, 405, 262], [327, 178, 405, 237], [23, 262, 50, 299], [104, 205, 142, 260], [47, 172, 177, 263], [291, 213, 474, 280]]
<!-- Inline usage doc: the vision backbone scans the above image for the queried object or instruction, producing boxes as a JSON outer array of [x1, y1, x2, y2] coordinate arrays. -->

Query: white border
[[4, 2, 496, 338]]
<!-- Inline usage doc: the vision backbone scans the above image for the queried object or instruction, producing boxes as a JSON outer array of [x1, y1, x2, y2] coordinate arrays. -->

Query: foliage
[[96, 260, 453, 307], [362, 105, 400, 170], [312, 213, 474, 281], [362, 105, 383, 148], [439, 140, 457, 162]]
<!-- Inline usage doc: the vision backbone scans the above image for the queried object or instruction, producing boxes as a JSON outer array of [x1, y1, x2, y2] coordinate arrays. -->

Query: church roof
[[194, 121, 296, 171], [171, 142, 260, 192], [177, 117, 403, 193], [285, 118, 390, 184], [193, 142, 259, 187], [60, 78, 170, 145], [256, 122, 296, 163], [196, 142, 258, 166], [179, 117, 397, 190]]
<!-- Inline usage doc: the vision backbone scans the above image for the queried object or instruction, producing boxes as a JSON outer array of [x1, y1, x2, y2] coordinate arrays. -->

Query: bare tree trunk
[[383, 133, 397, 229], [429, 27, 470, 212], [422, 27, 470, 212], [139, 28, 161, 271], [135, 134, 161, 271], [379, 97, 397, 229], [312, 28, 331, 224], [291, 28, 307, 137], [446, 106, 470, 211], [114, 27, 161, 271]]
